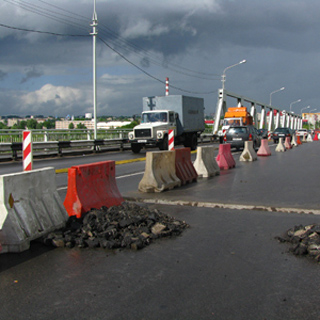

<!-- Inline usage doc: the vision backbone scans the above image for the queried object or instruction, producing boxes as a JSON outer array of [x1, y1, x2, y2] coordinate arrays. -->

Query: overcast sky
[[0, 0, 319, 118]]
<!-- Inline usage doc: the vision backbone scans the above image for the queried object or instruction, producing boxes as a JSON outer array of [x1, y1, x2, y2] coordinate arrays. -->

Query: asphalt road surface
[[1, 141, 320, 320]]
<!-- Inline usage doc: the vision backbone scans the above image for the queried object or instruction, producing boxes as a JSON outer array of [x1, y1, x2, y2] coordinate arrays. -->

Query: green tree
[[26, 118, 38, 129], [76, 123, 87, 129], [0, 122, 8, 129], [68, 122, 75, 129], [36, 122, 43, 129], [18, 120, 27, 129], [43, 119, 55, 129]]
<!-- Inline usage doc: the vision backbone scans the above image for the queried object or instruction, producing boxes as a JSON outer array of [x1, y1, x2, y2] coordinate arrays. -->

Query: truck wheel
[[159, 135, 168, 150], [131, 143, 142, 154], [190, 133, 198, 151]]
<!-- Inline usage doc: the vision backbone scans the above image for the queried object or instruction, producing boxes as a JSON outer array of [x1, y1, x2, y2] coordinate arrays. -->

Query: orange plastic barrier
[[257, 139, 271, 156], [285, 136, 292, 149], [64, 161, 123, 218], [296, 135, 302, 145], [313, 133, 319, 141], [216, 144, 236, 170], [175, 148, 198, 185]]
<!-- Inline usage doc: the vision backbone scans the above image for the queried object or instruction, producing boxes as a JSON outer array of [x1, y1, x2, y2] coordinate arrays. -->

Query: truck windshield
[[224, 119, 241, 126], [142, 112, 167, 123]]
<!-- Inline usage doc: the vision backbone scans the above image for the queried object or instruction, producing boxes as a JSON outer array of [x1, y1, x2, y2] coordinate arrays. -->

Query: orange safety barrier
[[216, 144, 236, 170], [175, 148, 198, 185], [64, 161, 123, 218], [257, 139, 271, 156], [313, 133, 319, 141], [285, 136, 292, 149], [296, 135, 302, 145]]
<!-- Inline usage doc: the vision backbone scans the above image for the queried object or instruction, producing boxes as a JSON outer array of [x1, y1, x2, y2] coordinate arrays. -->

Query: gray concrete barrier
[[0, 167, 68, 253], [193, 146, 220, 177], [240, 141, 257, 162], [138, 150, 181, 193]]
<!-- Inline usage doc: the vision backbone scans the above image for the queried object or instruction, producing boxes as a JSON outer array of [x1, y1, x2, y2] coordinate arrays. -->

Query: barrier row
[[0, 133, 316, 253]]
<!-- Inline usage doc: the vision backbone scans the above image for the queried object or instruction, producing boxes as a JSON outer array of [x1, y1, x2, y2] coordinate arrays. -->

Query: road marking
[[55, 157, 146, 174], [116, 171, 144, 179], [123, 197, 320, 215]]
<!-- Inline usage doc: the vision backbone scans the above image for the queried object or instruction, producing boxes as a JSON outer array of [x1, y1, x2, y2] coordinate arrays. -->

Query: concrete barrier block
[[240, 141, 257, 161], [275, 138, 286, 152], [194, 146, 220, 177], [63, 161, 124, 218], [216, 144, 236, 170], [285, 136, 292, 149], [257, 139, 271, 156], [291, 134, 298, 147], [175, 148, 198, 185], [138, 150, 181, 192], [0, 167, 68, 253]]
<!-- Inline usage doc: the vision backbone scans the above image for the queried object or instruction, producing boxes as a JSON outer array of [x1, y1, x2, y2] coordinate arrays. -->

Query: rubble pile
[[42, 202, 189, 250], [276, 224, 320, 262]]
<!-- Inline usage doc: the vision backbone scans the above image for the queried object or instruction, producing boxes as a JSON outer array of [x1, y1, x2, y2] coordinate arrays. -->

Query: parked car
[[257, 128, 268, 139], [296, 128, 308, 139], [224, 125, 261, 150], [272, 127, 293, 143]]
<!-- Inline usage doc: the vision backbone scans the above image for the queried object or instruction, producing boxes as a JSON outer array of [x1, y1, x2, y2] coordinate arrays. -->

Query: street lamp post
[[221, 60, 246, 90], [269, 87, 285, 105], [91, 0, 98, 140], [301, 106, 310, 114], [290, 99, 301, 113]]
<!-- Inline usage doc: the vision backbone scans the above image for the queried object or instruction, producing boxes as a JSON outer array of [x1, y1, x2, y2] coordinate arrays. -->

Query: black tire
[[159, 135, 168, 150], [190, 133, 198, 151], [131, 143, 142, 154]]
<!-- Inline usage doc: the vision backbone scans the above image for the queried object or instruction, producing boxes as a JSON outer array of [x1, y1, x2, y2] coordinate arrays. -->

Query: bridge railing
[[213, 89, 303, 136], [0, 128, 132, 143], [0, 128, 214, 161]]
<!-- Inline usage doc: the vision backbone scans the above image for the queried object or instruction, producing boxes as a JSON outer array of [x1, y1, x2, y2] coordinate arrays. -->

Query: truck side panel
[[142, 95, 205, 132]]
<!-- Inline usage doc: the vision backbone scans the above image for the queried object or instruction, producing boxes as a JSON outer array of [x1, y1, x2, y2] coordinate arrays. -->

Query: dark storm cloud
[[0, 70, 7, 81], [1, 0, 320, 116], [20, 66, 43, 84]]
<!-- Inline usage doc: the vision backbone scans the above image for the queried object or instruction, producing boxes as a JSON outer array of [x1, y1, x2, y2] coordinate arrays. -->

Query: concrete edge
[[123, 196, 320, 215]]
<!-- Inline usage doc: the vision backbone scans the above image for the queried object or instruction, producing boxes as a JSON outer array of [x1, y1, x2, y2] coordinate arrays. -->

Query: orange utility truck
[[218, 107, 253, 138]]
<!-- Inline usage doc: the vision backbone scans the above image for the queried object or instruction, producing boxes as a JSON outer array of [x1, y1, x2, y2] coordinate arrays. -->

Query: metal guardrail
[[0, 129, 214, 161], [0, 128, 131, 143]]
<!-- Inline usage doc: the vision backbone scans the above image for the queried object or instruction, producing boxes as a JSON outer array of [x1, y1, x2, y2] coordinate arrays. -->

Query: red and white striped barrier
[[23, 130, 32, 171], [168, 129, 174, 150], [165, 77, 169, 96], [268, 131, 271, 141]]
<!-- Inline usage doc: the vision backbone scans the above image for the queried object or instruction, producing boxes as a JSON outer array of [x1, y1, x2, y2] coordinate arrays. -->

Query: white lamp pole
[[221, 59, 246, 90], [269, 87, 285, 105], [289, 99, 301, 113], [301, 105, 310, 114], [91, 0, 98, 140]]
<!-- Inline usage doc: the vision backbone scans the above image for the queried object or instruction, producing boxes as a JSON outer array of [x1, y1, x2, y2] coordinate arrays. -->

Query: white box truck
[[128, 95, 205, 153]]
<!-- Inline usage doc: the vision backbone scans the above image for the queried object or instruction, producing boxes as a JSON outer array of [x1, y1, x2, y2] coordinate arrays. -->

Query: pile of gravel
[[42, 202, 189, 250], [276, 224, 320, 262]]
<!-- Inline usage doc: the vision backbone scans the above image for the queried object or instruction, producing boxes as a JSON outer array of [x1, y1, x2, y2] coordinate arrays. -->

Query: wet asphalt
[[1, 141, 320, 320]]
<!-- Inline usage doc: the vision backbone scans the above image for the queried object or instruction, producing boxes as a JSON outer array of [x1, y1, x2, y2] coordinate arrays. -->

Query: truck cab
[[129, 110, 176, 153], [129, 95, 204, 153]]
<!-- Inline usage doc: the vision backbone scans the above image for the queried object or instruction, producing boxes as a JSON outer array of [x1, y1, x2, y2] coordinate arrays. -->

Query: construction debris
[[276, 224, 320, 262], [42, 202, 189, 250]]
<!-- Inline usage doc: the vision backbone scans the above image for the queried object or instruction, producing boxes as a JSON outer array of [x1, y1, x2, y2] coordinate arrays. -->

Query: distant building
[[97, 121, 131, 129], [55, 120, 131, 130], [55, 120, 94, 129]]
